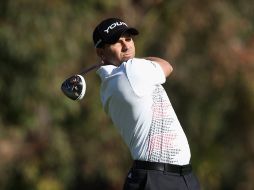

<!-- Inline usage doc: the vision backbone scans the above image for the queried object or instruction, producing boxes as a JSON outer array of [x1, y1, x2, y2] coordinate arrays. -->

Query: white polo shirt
[[96, 58, 190, 165]]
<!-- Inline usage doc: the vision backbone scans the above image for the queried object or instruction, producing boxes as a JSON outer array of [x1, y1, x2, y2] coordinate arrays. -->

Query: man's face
[[99, 34, 136, 66]]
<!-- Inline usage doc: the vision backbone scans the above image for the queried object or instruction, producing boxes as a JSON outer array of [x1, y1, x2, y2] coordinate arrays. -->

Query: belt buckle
[[156, 162, 165, 172]]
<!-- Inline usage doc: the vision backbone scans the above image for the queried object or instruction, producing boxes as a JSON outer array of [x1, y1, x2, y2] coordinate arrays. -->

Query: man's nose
[[121, 40, 129, 51]]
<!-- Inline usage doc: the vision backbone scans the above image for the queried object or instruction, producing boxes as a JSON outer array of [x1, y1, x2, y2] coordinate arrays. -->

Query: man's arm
[[144, 57, 173, 77]]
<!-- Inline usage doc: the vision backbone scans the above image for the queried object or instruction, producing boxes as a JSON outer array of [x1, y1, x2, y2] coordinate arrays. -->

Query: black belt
[[133, 160, 192, 175]]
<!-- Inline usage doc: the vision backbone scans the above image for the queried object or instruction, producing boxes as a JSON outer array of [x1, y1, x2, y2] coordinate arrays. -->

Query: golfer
[[93, 17, 200, 190]]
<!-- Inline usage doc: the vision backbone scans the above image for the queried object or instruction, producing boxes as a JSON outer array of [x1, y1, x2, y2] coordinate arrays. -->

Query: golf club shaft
[[79, 63, 104, 75]]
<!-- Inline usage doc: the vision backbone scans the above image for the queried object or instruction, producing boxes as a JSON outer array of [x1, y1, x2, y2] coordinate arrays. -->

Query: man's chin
[[122, 55, 134, 62]]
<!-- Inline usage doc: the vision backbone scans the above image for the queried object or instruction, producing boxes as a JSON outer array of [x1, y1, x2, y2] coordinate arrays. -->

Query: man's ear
[[96, 48, 104, 59]]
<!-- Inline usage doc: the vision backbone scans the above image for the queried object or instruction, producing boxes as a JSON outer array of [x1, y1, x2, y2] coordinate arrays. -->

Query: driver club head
[[61, 74, 86, 100]]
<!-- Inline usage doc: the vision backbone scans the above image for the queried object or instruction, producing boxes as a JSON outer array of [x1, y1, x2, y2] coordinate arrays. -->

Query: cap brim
[[106, 27, 139, 44]]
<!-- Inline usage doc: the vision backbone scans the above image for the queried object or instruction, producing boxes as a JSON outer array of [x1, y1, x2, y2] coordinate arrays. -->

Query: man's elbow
[[164, 62, 173, 77]]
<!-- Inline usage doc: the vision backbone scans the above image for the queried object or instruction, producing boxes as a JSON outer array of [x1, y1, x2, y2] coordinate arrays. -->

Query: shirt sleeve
[[96, 65, 117, 81], [125, 58, 166, 97]]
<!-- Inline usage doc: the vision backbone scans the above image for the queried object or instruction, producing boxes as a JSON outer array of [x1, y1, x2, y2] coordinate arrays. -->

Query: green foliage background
[[0, 0, 254, 189]]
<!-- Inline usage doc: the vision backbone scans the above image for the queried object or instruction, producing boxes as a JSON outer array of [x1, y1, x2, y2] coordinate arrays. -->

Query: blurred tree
[[0, 0, 253, 190]]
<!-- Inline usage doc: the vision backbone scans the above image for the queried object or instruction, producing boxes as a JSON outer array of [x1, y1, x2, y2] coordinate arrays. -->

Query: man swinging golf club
[[62, 17, 200, 190], [94, 17, 200, 190]]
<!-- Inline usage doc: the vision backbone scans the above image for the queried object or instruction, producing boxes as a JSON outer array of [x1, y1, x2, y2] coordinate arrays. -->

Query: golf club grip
[[79, 63, 104, 75]]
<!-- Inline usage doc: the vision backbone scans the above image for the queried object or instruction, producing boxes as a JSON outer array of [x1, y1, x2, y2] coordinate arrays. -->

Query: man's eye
[[125, 38, 132, 42]]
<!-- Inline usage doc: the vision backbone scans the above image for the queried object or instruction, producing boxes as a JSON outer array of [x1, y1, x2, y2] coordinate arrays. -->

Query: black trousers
[[123, 161, 200, 190]]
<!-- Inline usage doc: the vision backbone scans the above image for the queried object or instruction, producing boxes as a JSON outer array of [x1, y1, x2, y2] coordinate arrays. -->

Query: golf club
[[61, 63, 103, 100]]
